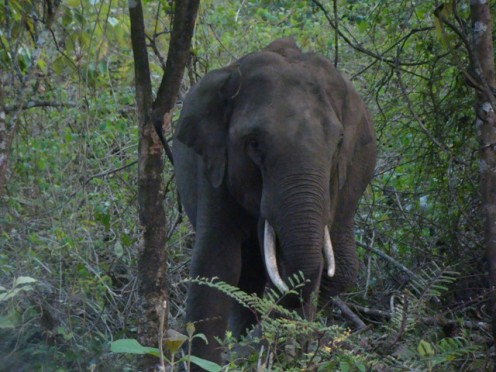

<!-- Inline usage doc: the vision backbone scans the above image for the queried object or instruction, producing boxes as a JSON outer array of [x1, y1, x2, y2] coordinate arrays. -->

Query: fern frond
[[409, 262, 457, 301], [430, 336, 481, 366], [386, 263, 459, 338], [184, 276, 305, 320]]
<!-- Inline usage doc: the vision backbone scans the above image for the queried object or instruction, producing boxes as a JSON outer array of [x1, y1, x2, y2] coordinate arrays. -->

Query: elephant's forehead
[[229, 51, 340, 140], [231, 78, 330, 134], [229, 101, 327, 140], [241, 65, 319, 94]]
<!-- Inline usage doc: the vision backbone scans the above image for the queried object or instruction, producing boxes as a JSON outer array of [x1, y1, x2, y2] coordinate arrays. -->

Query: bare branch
[[152, 0, 200, 165], [331, 297, 367, 330], [394, 58, 451, 154], [311, 0, 434, 67], [85, 160, 138, 185], [357, 241, 419, 280], [5, 100, 77, 113]]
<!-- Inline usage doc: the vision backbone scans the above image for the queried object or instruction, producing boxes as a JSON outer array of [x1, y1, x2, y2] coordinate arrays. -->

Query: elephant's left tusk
[[324, 226, 336, 277], [264, 221, 289, 292]]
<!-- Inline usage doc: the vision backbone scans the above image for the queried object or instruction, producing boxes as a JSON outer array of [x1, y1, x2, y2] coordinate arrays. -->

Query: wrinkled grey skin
[[173, 38, 376, 365]]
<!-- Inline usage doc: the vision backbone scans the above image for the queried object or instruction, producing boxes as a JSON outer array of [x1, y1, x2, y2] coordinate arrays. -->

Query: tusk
[[324, 226, 336, 277], [264, 221, 289, 292]]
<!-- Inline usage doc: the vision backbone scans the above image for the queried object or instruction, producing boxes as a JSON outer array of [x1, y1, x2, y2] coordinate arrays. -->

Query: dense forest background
[[1, 0, 495, 370]]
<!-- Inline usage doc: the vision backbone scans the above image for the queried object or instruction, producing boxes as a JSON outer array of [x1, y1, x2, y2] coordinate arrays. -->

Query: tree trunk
[[128, 0, 199, 369], [0, 84, 7, 195], [470, 1, 496, 366]]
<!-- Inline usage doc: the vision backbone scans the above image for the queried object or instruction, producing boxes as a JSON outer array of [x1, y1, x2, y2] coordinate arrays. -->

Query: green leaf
[[110, 339, 160, 357], [114, 240, 124, 258], [37, 58, 47, 73], [418, 339, 435, 357], [0, 315, 16, 329], [186, 322, 195, 338], [356, 362, 367, 372], [188, 356, 222, 372], [192, 333, 208, 344], [0, 288, 23, 302], [339, 360, 350, 372], [66, 0, 81, 8], [57, 326, 74, 341], [14, 276, 37, 287], [164, 329, 188, 354]]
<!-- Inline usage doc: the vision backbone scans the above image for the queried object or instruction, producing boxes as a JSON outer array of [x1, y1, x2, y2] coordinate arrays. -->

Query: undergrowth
[[107, 265, 489, 371]]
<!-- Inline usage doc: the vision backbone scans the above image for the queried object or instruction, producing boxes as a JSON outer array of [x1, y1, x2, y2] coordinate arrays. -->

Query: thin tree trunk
[[470, 1, 496, 365], [128, 1, 199, 369], [0, 85, 7, 193], [129, 2, 165, 368]]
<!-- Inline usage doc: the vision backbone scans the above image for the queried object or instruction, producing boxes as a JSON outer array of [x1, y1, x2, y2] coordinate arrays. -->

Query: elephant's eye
[[245, 136, 264, 164], [246, 138, 260, 150]]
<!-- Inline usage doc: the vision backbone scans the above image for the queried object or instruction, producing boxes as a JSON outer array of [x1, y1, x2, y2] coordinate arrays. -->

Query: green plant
[[375, 263, 485, 370], [110, 322, 221, 372], [189, 275, 370, 370]]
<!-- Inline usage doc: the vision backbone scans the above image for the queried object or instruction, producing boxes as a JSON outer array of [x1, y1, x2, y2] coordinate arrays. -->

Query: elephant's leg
[[229, 236, 266, 338], [187, 229, 243, 365], [185, 175, 246, 366]]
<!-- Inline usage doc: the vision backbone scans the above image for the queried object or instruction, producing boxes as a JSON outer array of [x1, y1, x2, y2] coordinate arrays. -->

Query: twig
[[85, 160, 138, 185], [348, 303, 392, 319], [207, 24, 237, 61], [147, 33, 168, 70], [388, 294, 409, 347], [349, 302, 491, 333], [158, 300, 167, 371], [311, 0, 434, 67], [394, 58, 451, 154], [356, 241, 419, 280], [235, 0, 247, 23], [331, 296, 367, 330], [364, 232, 375, 299], [5, 100, 77, 113], [332, 0, 338, 67]]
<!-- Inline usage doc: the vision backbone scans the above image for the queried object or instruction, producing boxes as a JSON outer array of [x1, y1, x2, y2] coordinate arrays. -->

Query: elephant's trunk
[[262, 170, 333, 301]]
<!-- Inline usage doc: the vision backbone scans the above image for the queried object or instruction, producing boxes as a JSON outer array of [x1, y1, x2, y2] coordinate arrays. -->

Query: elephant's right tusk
[[324, 226, 336, 277], [264, 221, 289, 292]]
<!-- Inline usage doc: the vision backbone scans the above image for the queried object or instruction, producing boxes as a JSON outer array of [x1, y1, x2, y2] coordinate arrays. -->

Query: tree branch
[[5, 100, 77, 113], [394, 57, 452, 155], [348, 302, 492, 333], [311, 0, 434, 68], [84, 160, 138, 185], [331, 297, 367, 330], [357, 241, 419, 280], [152, 0, 200, 165]]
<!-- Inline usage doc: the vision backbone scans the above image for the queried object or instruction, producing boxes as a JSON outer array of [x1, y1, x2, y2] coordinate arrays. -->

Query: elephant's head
[[176, 38, 374, 304]]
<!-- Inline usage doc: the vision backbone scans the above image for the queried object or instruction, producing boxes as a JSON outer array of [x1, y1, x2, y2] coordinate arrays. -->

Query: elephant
[[172, 38, 376, 365]]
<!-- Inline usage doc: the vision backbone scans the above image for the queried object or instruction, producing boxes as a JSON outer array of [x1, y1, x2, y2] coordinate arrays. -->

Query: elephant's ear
[[175, 66, 238, 188], [307, 54, 374, 191], [336, 79, 375, 190]]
